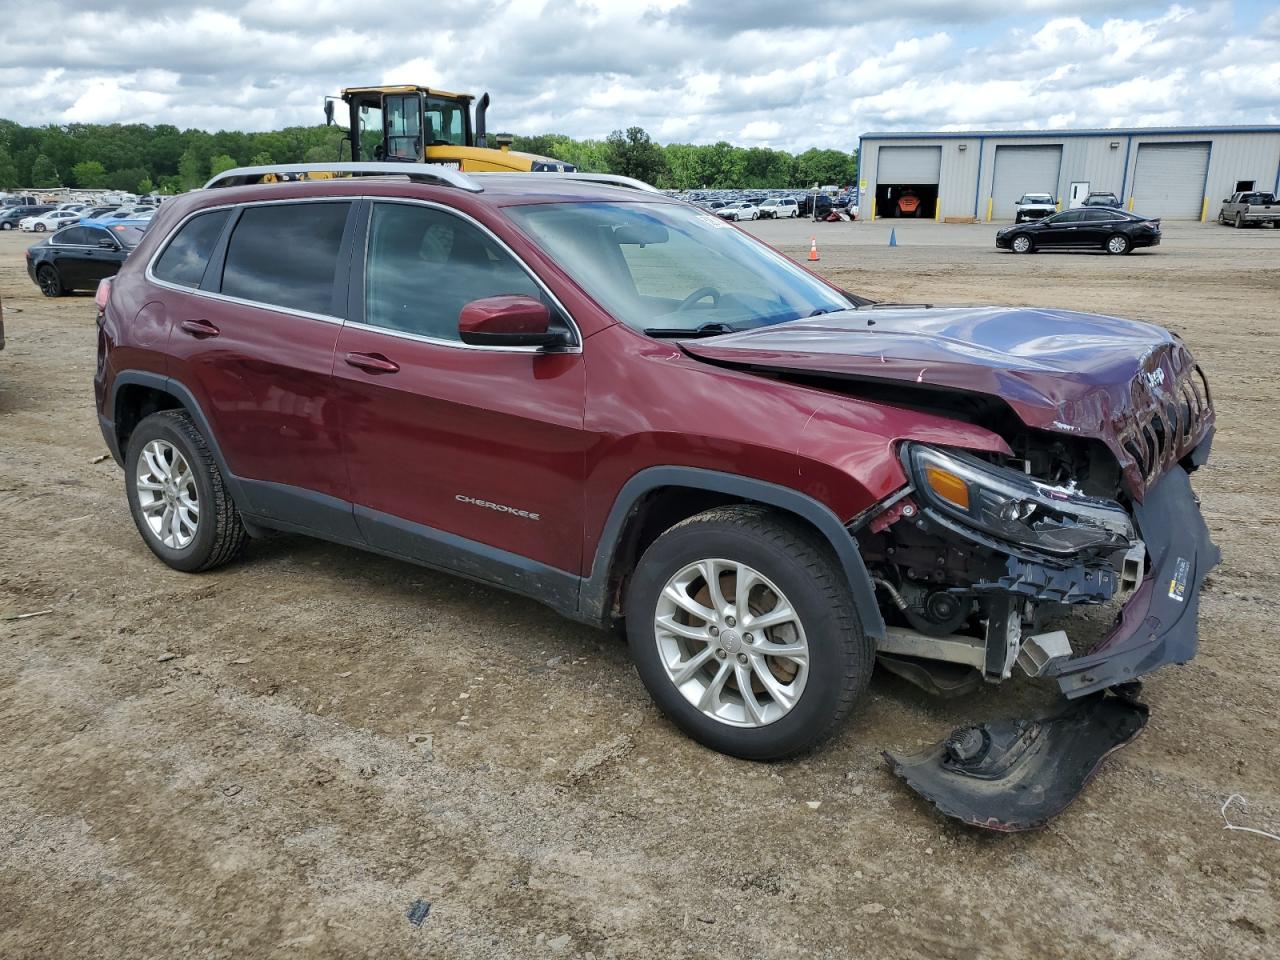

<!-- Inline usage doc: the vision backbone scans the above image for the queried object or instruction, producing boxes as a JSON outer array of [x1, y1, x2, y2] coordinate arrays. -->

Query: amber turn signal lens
[[924, 465, 970, 510]]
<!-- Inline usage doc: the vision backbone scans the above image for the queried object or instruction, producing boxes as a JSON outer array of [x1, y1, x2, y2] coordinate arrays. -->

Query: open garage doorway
[[876, 183, 938, 218]]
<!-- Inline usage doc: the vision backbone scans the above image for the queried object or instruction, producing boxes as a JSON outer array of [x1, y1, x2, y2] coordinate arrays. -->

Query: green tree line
[[0, 117, 855, 193], [514, 127, 856, 189]]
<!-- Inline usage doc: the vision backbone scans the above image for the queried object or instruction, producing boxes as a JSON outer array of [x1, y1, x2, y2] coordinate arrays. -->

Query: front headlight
[[904, 443, 1134, 556]]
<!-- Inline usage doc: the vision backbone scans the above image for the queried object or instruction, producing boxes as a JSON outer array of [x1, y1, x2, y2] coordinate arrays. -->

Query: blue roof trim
[[862, 126, 1280, 141]]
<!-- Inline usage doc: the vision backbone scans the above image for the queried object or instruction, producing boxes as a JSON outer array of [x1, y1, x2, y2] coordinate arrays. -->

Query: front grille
[[1113, 345, 1212, 493]]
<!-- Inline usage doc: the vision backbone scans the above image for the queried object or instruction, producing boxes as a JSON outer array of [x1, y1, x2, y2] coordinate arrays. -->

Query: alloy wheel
[[135, 439, 200, 549], [654, 558, 809, 728], [1012, 235, 1031, 253], [36, 267, 61, 297], [1107, 235, 1128, 254]]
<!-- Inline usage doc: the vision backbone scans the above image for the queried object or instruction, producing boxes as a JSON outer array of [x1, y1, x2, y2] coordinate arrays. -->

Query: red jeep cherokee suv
[[95, 164, 1217, 762]]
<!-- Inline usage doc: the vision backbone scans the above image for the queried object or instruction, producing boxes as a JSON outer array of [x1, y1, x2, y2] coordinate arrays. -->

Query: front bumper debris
[[885, 684, 1148, 831], [1048, 463, 1219, 697]]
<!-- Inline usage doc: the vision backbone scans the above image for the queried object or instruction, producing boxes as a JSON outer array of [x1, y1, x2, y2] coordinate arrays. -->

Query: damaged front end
[[857, 434, 1218, 699], [860, 418, 1217, 829], [859, 435, 1219, 701]]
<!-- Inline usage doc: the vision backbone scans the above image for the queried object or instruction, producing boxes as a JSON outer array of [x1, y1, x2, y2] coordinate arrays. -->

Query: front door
[[1039, 210, 1086, 245], [1069, 182, 1090, 208], [332, 199, 588, 576]]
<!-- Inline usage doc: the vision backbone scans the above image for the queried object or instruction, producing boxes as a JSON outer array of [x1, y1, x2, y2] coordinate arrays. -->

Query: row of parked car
[[0, 200, 159, 233], [692, 194, 851, 221]]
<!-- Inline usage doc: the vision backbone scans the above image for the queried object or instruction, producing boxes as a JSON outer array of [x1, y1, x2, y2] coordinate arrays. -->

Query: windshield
[[423, 97, 468, 147], [1021, 194, 1053, 203], [504, 201, 852, 335]]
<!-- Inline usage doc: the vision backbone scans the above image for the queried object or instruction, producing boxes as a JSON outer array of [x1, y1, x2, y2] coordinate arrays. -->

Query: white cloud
[[0, 0, 1274, 153]]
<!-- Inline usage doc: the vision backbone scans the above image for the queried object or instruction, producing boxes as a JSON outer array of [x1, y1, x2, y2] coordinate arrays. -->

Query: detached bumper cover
[[885, 685, 1149, 832], [1050, 461, 1219, 697]]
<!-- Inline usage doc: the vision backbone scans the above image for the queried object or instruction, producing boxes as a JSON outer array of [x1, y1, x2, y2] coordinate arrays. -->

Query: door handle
[[180, 318, 220, 338], [344, 352, 400, 374]]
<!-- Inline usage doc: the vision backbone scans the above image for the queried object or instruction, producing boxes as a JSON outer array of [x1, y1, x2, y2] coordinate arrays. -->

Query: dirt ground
[[2, 217, 1278, 960]]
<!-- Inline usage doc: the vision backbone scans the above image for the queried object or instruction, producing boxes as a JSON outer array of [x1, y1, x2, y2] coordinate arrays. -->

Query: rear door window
[[54, 227, 90, 245], [154, 208, 231, 289], [221, 202, 351, 315]]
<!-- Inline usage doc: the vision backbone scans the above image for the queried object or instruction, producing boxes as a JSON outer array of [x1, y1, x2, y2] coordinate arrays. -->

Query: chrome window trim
[[144, 195, 583, 353], [145, 198, 345, 320], [358, 197, 582, 354]]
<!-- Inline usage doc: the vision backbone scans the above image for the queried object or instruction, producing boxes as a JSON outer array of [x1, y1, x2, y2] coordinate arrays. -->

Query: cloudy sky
[[1, 0, 1277, 152]]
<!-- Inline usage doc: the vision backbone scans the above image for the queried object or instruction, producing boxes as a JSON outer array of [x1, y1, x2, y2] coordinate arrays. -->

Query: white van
[[759, 198, 799, 219]]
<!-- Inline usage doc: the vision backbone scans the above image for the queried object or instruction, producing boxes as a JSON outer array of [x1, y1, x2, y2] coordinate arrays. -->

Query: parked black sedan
[[26, 222, 146, 296], [996, 207, 1160, 255]]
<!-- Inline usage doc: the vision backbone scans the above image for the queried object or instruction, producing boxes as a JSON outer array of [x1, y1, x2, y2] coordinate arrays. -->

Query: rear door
[[160, 200, 358, 537], [48, 227, 92, 287], [332, 199, 588, 576]]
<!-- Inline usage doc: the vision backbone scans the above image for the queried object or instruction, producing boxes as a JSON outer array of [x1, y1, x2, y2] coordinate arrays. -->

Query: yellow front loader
[[325, 85, 575, 173]]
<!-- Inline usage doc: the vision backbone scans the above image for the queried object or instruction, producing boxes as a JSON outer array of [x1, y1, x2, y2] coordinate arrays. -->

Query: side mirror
[[459, 295, 565, 348], [324, 99, 335, 126]]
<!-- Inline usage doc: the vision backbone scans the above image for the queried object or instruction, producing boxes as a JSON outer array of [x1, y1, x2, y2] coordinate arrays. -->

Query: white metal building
[[857, 126, 1280, 221]]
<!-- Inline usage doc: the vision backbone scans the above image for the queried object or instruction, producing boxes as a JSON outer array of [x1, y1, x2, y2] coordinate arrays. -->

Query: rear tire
[[1106, 233, 1132, 255], [124, 410, 248, 573], [625, 505, 872, 760], [36, 265, 64, 297]]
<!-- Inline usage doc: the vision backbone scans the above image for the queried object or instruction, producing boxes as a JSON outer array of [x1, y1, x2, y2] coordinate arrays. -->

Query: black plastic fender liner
[[884, 685, 1149, 832]]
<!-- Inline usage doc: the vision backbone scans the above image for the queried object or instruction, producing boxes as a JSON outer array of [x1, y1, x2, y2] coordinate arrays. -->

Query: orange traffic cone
[[808, 236, 820, 262]]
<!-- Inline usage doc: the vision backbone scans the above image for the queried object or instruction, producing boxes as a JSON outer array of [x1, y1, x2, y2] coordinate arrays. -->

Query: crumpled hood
[[680, 306, 1214, 499]]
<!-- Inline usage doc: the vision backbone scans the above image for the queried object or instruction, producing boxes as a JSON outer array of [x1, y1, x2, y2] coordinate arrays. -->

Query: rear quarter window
[[153, 209, 231, 289]]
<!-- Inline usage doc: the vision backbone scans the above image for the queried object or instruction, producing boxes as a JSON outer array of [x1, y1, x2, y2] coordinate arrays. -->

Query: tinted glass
[[1083, 209, 1115, 221], [55, 227, 91, 245], [364, 202, 542, 341], [154, 208, 230, 289], [1050, 210, 1083, 223], [110, 225, 147, 247], [222, 203, 350, 314]]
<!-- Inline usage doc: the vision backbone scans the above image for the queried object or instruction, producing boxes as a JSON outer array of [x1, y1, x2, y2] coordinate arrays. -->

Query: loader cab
[[339, 86, 478, 163], [328, 84, 574, 173]]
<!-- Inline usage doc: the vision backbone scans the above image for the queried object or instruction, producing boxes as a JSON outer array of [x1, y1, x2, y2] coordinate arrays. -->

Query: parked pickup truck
[[1217, 191, 1279, 228]]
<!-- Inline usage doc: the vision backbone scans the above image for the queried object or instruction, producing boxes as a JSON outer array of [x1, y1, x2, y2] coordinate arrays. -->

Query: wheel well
[[114, 384, 184, 453], [601, 485, 835, 622]]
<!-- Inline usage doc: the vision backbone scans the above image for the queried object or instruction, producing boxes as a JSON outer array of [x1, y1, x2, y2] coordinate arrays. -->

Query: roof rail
[[525, 172, 663, 194], [203, 162, 483, 192]]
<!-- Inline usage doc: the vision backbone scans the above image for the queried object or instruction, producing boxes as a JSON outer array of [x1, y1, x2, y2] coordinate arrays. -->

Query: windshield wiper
[[643, 321, 740, 339]]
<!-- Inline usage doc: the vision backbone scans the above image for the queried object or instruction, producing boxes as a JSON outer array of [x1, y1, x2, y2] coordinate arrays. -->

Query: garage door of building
[[877, 146, 941, 184], [1131, 142, 1211, 219], [990, 145, 1063, 219]]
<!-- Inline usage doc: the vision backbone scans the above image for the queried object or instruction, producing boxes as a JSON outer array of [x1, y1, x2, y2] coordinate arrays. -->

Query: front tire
[[625, 505, 872, 760], [124, 410, 248, 573], [34, 223, 45, 232], [1235, 213, 1244, 229], [1106, 233, 1132, 255], [36, 265, 64, 297], [1011, 234, 1034, 254]]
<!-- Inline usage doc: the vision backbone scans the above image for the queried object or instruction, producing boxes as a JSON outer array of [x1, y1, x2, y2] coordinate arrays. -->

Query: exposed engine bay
[[854, 433, 1150, 693]]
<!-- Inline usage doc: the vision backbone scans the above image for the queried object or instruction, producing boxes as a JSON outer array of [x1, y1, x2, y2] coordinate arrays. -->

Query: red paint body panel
[[164, 291, 348, 503], [332, 325, 588, 572]]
